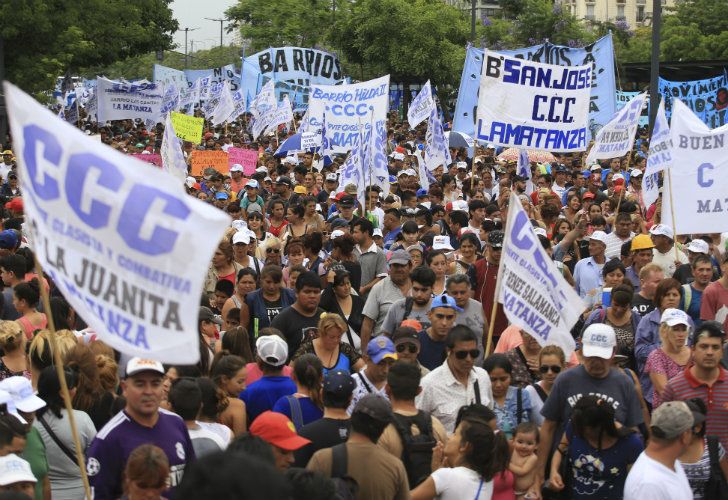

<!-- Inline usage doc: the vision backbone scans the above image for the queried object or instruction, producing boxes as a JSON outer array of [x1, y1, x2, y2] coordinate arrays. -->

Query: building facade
[[557, 0, 676, 28], [443, 0, 502, 21]]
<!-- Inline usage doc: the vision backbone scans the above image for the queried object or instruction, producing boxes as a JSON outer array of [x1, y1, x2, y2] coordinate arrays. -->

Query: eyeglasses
[[396, 343, 418, 354], [266, 248, 281, 254], [453, 349, 480, 360], [539, 365, 562, 374]]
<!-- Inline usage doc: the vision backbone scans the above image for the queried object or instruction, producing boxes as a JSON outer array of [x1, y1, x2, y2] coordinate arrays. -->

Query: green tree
[[1, 0, 178, 94]]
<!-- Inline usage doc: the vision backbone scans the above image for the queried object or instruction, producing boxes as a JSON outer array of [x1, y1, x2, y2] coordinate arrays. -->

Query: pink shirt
[[645, 348, 688, 408], [494, 325, 581, 367]]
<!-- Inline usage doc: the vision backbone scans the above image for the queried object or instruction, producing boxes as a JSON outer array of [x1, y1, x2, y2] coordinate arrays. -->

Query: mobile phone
[[602, 288, 612, 307]]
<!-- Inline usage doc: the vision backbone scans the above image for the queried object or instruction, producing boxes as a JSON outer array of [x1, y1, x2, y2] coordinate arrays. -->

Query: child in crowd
[[509, 422, 539, 499]]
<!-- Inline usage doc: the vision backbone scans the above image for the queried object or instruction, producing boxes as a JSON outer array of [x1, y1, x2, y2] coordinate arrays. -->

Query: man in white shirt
[[624, 401, 695, 500], [650, 223, 688, 277], [603, 212, 634, 260], [551, 164, 569, 201], [416, 325, 493, 433]]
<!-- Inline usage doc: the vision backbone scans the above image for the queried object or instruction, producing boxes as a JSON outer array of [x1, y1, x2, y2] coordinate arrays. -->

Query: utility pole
[[0, 37, 6, 148], [183, 27, 199, 68], [648, 0, 662, 131], [471, 0, 476, 41], [205, 18, 225, 48]]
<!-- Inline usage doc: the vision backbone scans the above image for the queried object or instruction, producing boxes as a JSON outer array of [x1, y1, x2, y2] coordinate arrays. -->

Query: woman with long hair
[[34, 366, 97, 500], [14, 279, 47, 339], [449, 233, 482, 276], [259, 236, 284, 266], [427, 249, 449, 296], [195, 377, 233, 447], [63, 343, 113, 430], [267, 199, 288, 238], [282, 238, 306, 287], [210, 352, 248, 436], [220, 326, 254, 363], [123, 444, 169, 500], [523, 345, 566, 426], [271, 353, 324, 430], [0, 321, 29, 380], [221, 268, 257, 325], [483, 354, 532, 439], [562, 193, 582, 224], [204, 239, 244, 299], [549, 395, 643, 499], [291, 313, 364, 373], [645, 308, 692, 408], [318, 270, 365, 350], [281, 204, 309, 241], [328, 233, 362, 292]]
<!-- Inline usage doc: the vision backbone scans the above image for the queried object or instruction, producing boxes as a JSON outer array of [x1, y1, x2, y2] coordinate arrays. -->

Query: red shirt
[[474, 259, 508, 345], [662, 365, 728, 451]]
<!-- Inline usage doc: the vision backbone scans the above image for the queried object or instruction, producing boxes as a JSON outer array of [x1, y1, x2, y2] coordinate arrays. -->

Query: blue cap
[[0, 230, 18, 250], [323, 369, 356, 397], [416, 189, 428, 198], [215, 192, 230, 200], [582, 170, 591, 178], [430, 294, 464, 312], [389, 175, 397, 183], [367, 336, 397, 364]]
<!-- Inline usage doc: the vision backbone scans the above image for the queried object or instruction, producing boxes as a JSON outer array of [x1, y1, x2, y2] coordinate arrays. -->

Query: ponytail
[[292, 354, 323, 410]]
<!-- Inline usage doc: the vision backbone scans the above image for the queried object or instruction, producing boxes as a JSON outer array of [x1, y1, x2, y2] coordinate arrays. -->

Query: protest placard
[[170, 112, 204, 144], [190, 150, 229, 176], [475, 50, 591, 152], [586, 92, 647, 164], [4, 81, 230, 363], [408, 80, 435, 129], [97, 77, 164, 123], [129, 154, 162, 167], [227, 148, 259, 175]]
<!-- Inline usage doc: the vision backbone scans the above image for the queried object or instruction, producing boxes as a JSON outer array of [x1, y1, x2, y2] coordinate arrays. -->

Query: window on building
[[636, 5, 645, 21], [586, 4, 595, 20], [617, 5, 625, 19]]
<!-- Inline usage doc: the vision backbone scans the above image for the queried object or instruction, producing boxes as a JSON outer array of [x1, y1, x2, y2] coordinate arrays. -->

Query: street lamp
[[205, 18, 226, 48]]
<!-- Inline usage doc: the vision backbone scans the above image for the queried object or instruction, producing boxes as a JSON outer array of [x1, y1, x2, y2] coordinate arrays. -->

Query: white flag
[[250, 80, 277, 139], [339, 127, 367, 202], [4, 82, 230, 363], [498, 193, 582, 355], [586, 93, 647, 165], [424, 108, 451, 171], [210, 81, 236, 126], [264, 95, 294, 134], [161, 113, 189, 183], [407, 80, 435, 129], [517, 149, 535, 196], [642, 100, 672, 208]]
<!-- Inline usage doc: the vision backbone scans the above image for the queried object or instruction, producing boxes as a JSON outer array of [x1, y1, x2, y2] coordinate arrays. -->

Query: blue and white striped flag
[[517, 149, 534, 195], [424, 107, 451, 171]]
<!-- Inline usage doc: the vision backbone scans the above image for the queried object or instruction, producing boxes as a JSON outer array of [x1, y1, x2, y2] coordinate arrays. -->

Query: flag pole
[[484, 296, 499, 356], [485, 192, 514, 356], [34, 258, 93, 500], [667, 168, 680, 262]]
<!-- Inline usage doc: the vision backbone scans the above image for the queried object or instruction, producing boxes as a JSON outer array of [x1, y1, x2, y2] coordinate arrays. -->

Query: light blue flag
[[517, 149, 535, 195], [425, 107, 451, 171]]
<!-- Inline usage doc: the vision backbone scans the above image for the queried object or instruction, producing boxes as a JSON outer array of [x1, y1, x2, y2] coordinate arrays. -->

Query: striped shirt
[[662, 366, 728, 451]]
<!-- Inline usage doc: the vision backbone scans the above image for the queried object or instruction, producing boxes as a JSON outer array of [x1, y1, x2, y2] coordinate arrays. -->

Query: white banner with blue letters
[[4, 82, 230, 363]]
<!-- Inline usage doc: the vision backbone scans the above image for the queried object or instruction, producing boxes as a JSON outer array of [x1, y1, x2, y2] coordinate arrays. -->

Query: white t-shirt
[[624, 452, 692, 500], [432, 466, 493, 500]]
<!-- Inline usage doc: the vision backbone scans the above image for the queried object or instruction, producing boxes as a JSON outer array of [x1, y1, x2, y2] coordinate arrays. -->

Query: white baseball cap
[[185, 176, 196, 188], [393, 152, 405, 161], [230, 163, 244, 173], [587, 230, 609, 245], [246, 179, 259, 189], [0, 454, 36, 486], [373, 228, 383, 238], [404, 168, 417, 177], [581, 323, 616, 359], [232, 230, 253, 245], [125, 358, 165, 378], [330, 229, 346, 240], [256, 335, 288, 367], [533, 227, 547, 238], [686, 239, 709, 254], [589, 164, 602, 171], [0, 376, 46, 413], [0, 389, 26, 424], [660, 308, 690, 327], [432, 235, 454, 251], [649, 223, 674, 239], [231, 220, 248, 231], [326, 173, 338, 182], [630, 169, 643, 177]]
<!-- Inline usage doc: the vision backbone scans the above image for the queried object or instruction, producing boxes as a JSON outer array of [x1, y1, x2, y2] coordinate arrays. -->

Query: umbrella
[[273, 133, 302, 157], [497, 148, 556, 163], [446, 131, 473, 149]]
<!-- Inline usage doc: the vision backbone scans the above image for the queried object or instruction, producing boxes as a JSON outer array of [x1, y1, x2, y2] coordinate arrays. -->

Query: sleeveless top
[[18, 314, 47, 339]]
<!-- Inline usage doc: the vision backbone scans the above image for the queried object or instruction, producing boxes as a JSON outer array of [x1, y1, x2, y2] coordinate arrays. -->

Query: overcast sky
[[171, 0, 238, 53]]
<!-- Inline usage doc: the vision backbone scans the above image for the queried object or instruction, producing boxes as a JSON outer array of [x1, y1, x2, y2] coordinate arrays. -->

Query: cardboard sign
[[227, 147, 259, 175], [170, 112, 204, 144], [190, 150, 229, 176], [129, 154, 162, 167]]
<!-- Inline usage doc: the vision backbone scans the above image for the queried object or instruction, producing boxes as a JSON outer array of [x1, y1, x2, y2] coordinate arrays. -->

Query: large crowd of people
[[0, 104, 727, 500]]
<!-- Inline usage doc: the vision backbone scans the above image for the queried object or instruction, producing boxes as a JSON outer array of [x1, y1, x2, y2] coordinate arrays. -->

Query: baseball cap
[[232, 230, 253, 245], [388, 249, 412, 266], [393, 152, 405, 161], [432, 235, 454, 251], [338, 195, 356, 208], [330, 229, 345, 240], [588, 230, 608, 245], [5, 198, 23, 213], [392, 327, 421, 346], [581, 323, 616, 359], [1, 150, 12, 156], [630, 169, 643, 177], [554, 164, 568, 173], [323, 370, 356, 399], [0, 376, 45, 413], [0, 454, 36, 486], [400, 319, 423, 331], [430, 293, 464, 312], [247, 203, 263, 215], [660, 308, 690, 327], [397, 170, 409, 178], [275, 176, 293, 186], [246, 179, 260, 189], [0, 389, 26, 424], [249, 411, 311, 451], [533, 227, 547, 238], [582, 191, 596, 200], [589, 164, 602, 171], [352, 394, 394, 422], [255, 166, 267, 174], [373, 228, 383, 238], [185, 176, 196, 188], [651, 401, 694, 439], [293, 185, 307, 194], [199, 306, 222, 325], [686, 239, 709, 254], [256, 335, 288, 367], [685, 399, 708, 427], [649, 223, 674, 239], [325, 173, 338, 182], [487, 230, 504, 249], [215, 192, 229, 200], [367, 336, 397, 364], [416, 189, 428, 198], [0, 230, 18, 250], [230, 163, 244, 173], [631, 234, 655, 251], [125, 357, 165, 378], [330, 218, 350, 230], [344, 184, 358, 196]]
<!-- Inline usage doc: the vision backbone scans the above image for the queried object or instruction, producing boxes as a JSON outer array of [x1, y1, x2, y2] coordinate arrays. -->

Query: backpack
[[705, 435, 728, 500], [391, 411, 437, 488], [330, 444, 359, 500]]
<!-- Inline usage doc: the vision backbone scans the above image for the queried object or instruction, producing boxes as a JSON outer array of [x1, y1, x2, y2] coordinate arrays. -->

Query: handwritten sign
[[170, 112, 204, 144], [227, 147, 259, 175], [129, 154, 162, 167], [190, 150, 229, 176]]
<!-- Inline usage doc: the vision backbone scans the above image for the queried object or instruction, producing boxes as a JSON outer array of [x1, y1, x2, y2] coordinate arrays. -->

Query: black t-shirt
[[631, 294, 655, 317], [270, 306, 323, 360], [294, 417, 351, 467], [263, 297, 283, 324]]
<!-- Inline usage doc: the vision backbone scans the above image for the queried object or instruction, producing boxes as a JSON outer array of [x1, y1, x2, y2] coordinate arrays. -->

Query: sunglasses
[[266, 248, 281, 254], [453, 349, 480, 360], [539, 365, 562, 374], [396, 343, 418, 354]]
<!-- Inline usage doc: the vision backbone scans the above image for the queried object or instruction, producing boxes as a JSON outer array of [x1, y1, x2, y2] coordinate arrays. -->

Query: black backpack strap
[[532, 383, 548, 403], [402, 297, 414, 321], [331, 443, 348, 478], [37, 413, 79, 466], [474, 379, 481, 405], [356, 372, 373, 393], [708, 435, 722, 475], [516, 388, 523, 425], [286, 395, 304, 431]]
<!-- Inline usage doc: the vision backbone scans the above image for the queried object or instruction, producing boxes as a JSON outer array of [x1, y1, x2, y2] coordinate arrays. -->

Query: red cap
[[335, 191, 347, 201], [395, 146, 406, 154], [4, 198, 23, 212], [582, 192, 595, 200], [249, 411, 311, 451]]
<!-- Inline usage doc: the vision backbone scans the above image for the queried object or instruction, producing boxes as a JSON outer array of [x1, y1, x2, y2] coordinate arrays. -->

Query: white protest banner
[[475, 51, 591, 152], [338, 127, 366, 201], [154, 64, 188, 91], [301, 131, 320, 150], [516, 149, 535, 195], [407, 80, 435, 129], [159, 83, 179, 116], [424, 107, 451, 171], [97, 77, 164, 124], [161, 113, 188, 183], [264, 95, 294, 134], [184, 64, 240, 92], [497, 193, 581, 355], [642, 100, 672, 208], [250, 80, 278, 139], [668, 98, 728, 234], [585, 92, 647, 164], [5, 82, 230, 363], [210, 81, 236, 126]]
